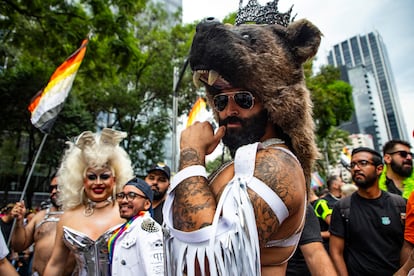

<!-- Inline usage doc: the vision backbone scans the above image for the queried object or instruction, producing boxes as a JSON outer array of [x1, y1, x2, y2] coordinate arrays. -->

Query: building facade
[[327, 31, 409, 145]]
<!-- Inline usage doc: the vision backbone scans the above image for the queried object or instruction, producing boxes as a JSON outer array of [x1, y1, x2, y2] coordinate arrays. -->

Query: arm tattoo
[[179, 148, 204, 169], [173, 148, 216, 231], [255, 150, 298, 211], [252, 149, 302, 245]]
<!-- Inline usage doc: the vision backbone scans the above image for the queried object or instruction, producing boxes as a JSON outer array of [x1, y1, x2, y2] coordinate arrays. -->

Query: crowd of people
[[2, 137, 413, 276], [1, 1, 414, 275]]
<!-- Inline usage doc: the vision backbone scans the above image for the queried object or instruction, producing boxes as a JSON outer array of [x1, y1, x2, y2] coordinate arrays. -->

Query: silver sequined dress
[[62, 225, 120, 276]]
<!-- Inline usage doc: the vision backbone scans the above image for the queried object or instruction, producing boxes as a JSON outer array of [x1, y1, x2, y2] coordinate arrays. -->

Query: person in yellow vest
[[379, 139, 414, 199]]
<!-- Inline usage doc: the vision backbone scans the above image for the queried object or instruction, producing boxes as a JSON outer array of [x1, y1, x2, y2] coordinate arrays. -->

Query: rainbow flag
[[311, 171, 325, 190], [340, 146, 351, 168], [186, 97, 208, 127], [28, 38, 88, 133]]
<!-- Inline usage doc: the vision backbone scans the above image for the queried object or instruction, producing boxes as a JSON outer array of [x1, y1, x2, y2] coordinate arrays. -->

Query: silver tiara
[[235, 0, 294, 26]]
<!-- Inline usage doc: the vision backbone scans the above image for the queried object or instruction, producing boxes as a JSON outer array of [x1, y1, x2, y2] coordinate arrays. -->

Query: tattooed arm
[[173, 121, 226, 231], [252, 146, 307, 247]]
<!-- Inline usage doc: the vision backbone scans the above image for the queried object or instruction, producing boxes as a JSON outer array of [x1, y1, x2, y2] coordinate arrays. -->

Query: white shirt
[[0, 231, 9, 260], [111, 212, 164, 276]]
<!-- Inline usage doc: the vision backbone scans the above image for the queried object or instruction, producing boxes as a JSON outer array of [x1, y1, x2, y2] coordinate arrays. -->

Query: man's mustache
[[219, 116, 244, 126], [403, 160, 413, 166]]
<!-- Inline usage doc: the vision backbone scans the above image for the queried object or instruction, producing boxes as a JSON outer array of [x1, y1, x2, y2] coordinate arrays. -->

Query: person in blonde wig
[[44, 128, 134, 276], [57, 128, 134, 211]]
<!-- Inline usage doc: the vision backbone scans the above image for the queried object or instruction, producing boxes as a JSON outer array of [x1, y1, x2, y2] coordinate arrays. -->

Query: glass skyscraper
[[327, 31, 409, 147]]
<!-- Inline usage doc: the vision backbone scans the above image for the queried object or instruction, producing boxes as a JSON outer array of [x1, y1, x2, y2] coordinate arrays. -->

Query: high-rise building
[[340, 65, 390, 151], [327, 31, 409, 146]]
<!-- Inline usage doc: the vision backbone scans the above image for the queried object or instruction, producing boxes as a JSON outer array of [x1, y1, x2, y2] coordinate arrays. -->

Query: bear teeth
[[208, 70, 219, 86], [192, 71, 202, 88]]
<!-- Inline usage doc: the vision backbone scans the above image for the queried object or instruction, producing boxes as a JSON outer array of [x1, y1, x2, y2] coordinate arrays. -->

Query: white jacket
[[0, 231, 9, 260], [111, 212, 164, 276]]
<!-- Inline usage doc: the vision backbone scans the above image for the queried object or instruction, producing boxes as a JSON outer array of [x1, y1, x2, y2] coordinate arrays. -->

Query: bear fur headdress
[[189, 0, 321, 188]]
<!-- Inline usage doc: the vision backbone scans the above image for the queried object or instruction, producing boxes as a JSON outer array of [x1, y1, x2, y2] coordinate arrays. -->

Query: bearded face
[[153, 190, 166, 201], [389, 158, 413, 178], [352, 172, 378, 190], [220, 109, 268, 157], [49, 187, 61, 208]]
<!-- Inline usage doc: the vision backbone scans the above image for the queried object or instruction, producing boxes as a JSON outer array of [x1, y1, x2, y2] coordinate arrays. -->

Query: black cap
[[147, 162, 171, 179], [125, 177, 153, 203]]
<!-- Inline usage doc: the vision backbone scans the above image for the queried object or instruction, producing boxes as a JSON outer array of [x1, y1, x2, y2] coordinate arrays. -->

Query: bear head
[[190, 17, 322, 189]]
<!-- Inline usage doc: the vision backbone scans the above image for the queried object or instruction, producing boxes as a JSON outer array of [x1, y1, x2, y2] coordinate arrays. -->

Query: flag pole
[[19, 133, 49, 202], [7, 133, 48, 247], [172, 58, 189, 173]]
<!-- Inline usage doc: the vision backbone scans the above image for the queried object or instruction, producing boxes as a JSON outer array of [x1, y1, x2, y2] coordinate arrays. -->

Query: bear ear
[[286, 19, 322, 63]]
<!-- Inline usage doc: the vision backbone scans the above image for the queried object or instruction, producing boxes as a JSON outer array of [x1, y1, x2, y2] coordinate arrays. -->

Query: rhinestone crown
[[235, 0, 294, 26]]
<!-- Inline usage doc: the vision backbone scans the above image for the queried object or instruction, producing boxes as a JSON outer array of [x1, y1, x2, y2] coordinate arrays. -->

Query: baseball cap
[[147, 162, 171, 179], [124, 177, 154, 203]]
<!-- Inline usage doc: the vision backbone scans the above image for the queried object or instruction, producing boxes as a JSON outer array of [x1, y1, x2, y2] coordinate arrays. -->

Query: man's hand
[[12, 201, 26, 221], [180, 121, 225, 156]]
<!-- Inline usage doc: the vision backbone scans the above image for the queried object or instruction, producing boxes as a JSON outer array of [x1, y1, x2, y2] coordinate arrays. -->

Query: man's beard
[[352, 173, 378, 189], [220, 110, 268, 158], [390, 159, 413, 178], [50, 194, 61, 208], [153, 190, 166, 201]]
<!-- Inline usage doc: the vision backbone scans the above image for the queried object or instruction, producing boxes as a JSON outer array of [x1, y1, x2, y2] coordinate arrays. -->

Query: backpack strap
[[337, 196, 352, 246], [388, 192, 406, 226]]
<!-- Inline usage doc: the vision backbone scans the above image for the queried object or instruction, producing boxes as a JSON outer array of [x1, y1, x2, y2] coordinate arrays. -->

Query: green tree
[[0, 0, 197, 201], [305, 62, 354, 176], [305, 63, 354, 139]]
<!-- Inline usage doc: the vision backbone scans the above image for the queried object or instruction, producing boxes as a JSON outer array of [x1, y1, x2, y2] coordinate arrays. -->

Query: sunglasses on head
[[213, 91, 255, 112], [86, 173, 112, 181], [387, 150, 414, 158]]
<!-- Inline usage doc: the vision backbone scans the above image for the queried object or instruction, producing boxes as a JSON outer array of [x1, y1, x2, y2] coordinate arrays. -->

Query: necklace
[[261, 138, 285, 148], [83, 196, 113, 217]]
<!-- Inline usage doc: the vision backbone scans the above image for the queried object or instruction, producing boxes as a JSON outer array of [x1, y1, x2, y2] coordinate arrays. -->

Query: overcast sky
[[182, 0, 414, 143]]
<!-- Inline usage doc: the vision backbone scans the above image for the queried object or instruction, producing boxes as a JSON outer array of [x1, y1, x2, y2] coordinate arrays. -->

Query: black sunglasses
[[49, 185, 58, 193], [86, 173, 112, 181], [213, 91, 255, 112], [115, 192, 147, 201], [387, 150, 414, 158]]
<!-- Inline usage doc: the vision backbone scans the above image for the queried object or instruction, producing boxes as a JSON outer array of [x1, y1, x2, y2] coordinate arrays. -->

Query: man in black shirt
[[144, 162, 170, 224], [323, 175, 343, 207], [287, 204, 336, 275], [330, 147, 405, 275]]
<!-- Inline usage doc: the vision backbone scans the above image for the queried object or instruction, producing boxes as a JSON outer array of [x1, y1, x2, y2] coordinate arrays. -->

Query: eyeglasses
[[387, 151, 413, 159], [115, 192, 147, 201], [49, 185, 58, 193], [349, 160, 376, 169], [213, 91, 255, 112], [86, 173, 112, 181]]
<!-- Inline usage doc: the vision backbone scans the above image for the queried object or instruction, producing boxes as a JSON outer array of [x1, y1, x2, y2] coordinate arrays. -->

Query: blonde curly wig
[[57, 128, 134, 210]]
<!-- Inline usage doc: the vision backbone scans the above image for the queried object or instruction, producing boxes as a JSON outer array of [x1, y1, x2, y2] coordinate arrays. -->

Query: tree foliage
[[0, 1, 355, 200], [305, 62, 354, 139], [0, 0, 198, 199], [305, 61, 354, 176]]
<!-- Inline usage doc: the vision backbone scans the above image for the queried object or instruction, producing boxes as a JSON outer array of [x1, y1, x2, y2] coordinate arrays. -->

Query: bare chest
[[34, 214, 61, 241]]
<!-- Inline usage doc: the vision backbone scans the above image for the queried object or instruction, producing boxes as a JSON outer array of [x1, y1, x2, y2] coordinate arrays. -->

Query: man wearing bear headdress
[[44, 128, 134, 276], [163, 0, 322, 275]]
